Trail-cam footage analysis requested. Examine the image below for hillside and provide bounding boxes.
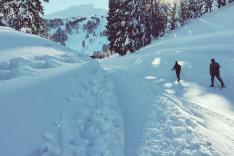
[43,15,108,56]
[44,4,107,19]
[101,4,234,156]
[0,27,123,156]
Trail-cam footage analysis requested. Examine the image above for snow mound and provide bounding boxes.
[0,27,124,156]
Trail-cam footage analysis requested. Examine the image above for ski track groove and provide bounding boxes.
[137,80,222,156]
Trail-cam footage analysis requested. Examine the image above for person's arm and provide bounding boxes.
[172,65,175,71]
[210,64,212,75]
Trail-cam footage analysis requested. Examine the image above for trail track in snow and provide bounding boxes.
[100,5,234,152]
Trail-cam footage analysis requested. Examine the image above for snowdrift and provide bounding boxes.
[0,27,123,156]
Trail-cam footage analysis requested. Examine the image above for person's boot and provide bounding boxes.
[210,84,214,87]
[221,83,225,88]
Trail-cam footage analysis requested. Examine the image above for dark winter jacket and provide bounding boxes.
[172,63,181,73]
[210,62,220,75]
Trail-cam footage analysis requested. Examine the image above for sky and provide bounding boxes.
[43,0,108,14]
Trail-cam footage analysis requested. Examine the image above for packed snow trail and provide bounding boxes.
[101,4,234,156]
[0,27,124,156]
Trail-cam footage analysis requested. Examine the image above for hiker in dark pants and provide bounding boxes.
[210,58,225,88]
[172,61,181,82]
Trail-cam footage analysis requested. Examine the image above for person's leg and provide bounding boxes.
[216,74,224,87]
[176,71,180,81]
[211,75,214,87]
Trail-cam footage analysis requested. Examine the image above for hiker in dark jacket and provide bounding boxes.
[172,61,182,82]
[210,58,224,87]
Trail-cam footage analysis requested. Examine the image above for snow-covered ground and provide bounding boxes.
[1,3,234,156]
[100,4,234,156]
[0,27,123,156]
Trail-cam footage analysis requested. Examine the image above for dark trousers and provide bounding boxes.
[176,71,180,81]
[211,73,224,86]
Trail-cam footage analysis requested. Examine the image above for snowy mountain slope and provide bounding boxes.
[44,16,108,56]
[0,27,123,156]
[44,4,107,19]
[101,4,234,156]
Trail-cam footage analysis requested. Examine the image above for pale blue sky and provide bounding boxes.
[43,0,108,14]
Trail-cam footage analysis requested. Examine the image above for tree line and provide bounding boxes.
[107,0,234,56]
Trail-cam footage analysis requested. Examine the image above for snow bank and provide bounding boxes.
[0,27,124,156]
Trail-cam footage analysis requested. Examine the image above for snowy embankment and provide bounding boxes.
[0,27,123,156]
[101,4,234,156]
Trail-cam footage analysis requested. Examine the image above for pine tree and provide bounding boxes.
[107,0,123,54]
[179,0,190,25]
[168,1,179,31]
[125,0,151,53]
[65,23,72,34]
[0,0,49,34]
[204,0,214,12]
[107,0,151,55]
[217,0,226,8]
[144,0,168,38]
[188,0,204,18]
[0,1,5,26]
[107,0,128,55]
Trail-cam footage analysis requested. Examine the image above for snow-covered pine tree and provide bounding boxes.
[168,1,179,31]
[145,0,168,38]
[179,0,190,25]
[107,0,151,55]
[107,0,127,55]
[82,40,86,48]
[217,0,226,8]
[204,0,214,12]
[153,1,168,37]
[0,0,49,34]
[125,0,151,53]
[0,0,14,26]
[0,1,5,26]
[188,0,205,18]
[52,27,68,45]
[65,23,72,34]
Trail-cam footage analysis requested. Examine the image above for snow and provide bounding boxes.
[65,16,108,55]
[100,4,234,156]
[48,16,108,55]
[0,27,123,156]
[1,3,234,156]
[44,4,107,19]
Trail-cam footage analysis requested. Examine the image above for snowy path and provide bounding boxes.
[106,72,154,156]
[101,56,234,155]
[31,65,124,156]
[100,5,234,153]
[0,27,124,156]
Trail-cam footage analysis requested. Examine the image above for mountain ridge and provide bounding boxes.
[44,4,107,19]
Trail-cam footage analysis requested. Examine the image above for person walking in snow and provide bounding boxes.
[210,58,225,88]
[172,61,181,82]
